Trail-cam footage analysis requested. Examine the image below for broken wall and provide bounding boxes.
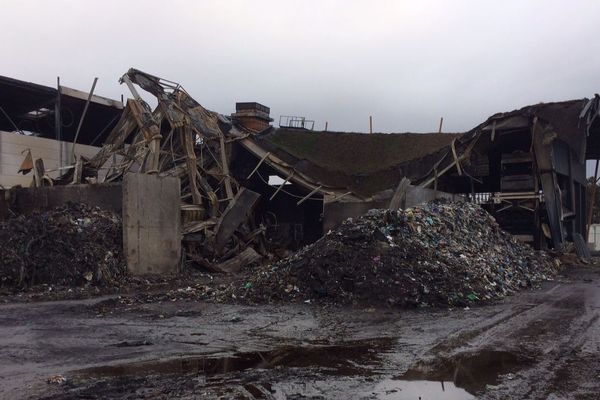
[0,130,99,188]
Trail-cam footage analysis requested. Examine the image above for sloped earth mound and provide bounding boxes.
[0,203,125,289]
[230,200,560,307]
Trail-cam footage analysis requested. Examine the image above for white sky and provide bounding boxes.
[3,0,600,172]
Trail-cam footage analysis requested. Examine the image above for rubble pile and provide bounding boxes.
[53,69,267,272]
[231,201,559,307]
[0,203,125,289]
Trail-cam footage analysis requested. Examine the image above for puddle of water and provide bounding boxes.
[69,343,531,399]
[75,337,393,380]
[370,379,475,400]
[399,349,533,395]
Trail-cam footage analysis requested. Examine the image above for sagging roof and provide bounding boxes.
[246,128,460,198]
[264,128,460,175]
[243,98,599,199]
[0,75,123,146]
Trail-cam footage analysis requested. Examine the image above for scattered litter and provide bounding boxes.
[47,375,66,385]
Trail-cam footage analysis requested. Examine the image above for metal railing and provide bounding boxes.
[466,191,544,205]
[279,116,315,130]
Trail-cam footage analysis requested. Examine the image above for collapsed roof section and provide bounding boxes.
[245,129,461,198]
[404,98,600,251]
[413,99,594,191]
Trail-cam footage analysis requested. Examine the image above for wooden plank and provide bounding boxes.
[421,157,457,188]
[33,159,45,187]
[215,247,261,274]
[533,122,564,249]
[420,132,481,188]
[587,159,599,240]
[214,188,261,253]
[88,101,139,170]
[389,177,411,211]
[219,134,234,200]
[71,157,83,184]
[186,253,225,273]
[128,99,161,173]
[246,152,270,179]
[180,126,202,204]
[297,185,322,205]
[71,77,98,162]
[324,191,352,203]
[182,219,217,235]
[269,172,294,201]
[450,138,463,176]
[573,233,591,260]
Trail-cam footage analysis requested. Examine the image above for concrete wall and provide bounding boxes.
[323,186,456,232]
[0,183,122,219]
[0,130,100,188]
[1,172,182,277]
[123,173,181,275]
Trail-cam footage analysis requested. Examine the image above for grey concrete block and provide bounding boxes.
[123,173,181,275]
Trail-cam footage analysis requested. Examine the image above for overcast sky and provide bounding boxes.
[3,0,600,137]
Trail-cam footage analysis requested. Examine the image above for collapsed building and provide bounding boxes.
[0,75,123,186]
[1,69,599,275]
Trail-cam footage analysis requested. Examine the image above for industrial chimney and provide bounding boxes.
[231,102,273,132]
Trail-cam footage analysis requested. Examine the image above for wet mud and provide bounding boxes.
[1,267,599,399]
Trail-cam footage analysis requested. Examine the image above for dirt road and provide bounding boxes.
[1,266,599,399]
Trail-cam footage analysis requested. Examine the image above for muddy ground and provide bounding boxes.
[1,266,599,400]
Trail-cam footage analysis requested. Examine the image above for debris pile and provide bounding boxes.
[0,203,125,289]
[52,69,266,272]
[229,201,559,307]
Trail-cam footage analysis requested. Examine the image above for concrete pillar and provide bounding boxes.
[123,173,181,275]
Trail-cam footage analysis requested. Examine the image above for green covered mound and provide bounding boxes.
[266,129,460,175]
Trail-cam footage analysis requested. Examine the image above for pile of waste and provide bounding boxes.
[0,203,125,289]
[229,201,559,307]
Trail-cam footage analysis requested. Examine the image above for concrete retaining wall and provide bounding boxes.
[122,173,181,275]
[0,183,122,219]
